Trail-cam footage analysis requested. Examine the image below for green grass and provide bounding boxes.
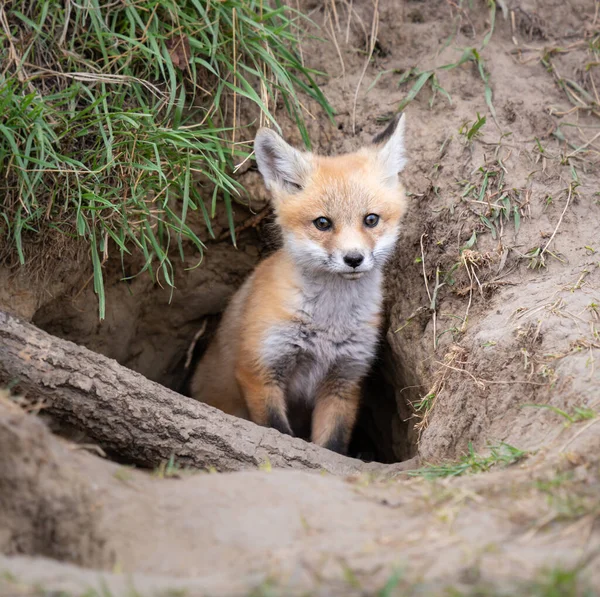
[392,1,498,116]
[440,566,596,597]
[409,442,528,479]
[368,562,597,597]
[459,163,523,240]
[378,569,403,597]
[523,403,597,426]
[153,454,202,478]
[460,112,486,144]
[413,392,436,414]
[528,566,598,597]
[0,0,333,318]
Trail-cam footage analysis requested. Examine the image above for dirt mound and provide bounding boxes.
[1,0,600,594]
[0,396,110,568]
[1,400,599,596]
[374,0,600,462]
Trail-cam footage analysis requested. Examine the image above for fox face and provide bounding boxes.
[254,115,407,280]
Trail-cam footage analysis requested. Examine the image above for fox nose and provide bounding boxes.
[343,252,364,268]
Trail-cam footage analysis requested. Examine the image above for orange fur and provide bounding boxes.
[191,116,407,454]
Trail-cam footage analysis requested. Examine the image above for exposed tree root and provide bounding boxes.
[0,311,415,476]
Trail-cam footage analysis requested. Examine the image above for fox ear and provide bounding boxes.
[372,113,406,186]
[254,128,313,194]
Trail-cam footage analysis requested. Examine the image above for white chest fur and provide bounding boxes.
[261,269,383,402]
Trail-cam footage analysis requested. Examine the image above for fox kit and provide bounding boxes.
[191,114,407,454]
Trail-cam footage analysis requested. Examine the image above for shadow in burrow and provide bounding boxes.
[169,309,419,465]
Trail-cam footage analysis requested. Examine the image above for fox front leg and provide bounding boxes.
[236,365,294,436]
[312,377,361,455]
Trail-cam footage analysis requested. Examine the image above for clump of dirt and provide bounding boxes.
[0,395,110,568]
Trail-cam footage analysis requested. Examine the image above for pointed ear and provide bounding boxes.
[372,113,407,186]
[254,128,313,193]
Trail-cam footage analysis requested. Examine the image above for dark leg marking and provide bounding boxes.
[267,405,294,437]
[321,419,350,455]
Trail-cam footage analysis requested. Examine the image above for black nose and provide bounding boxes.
[343,252,364,268]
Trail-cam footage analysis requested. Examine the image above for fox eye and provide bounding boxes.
[364,213,380,228]
[286,180,303,192]
[313,217,332,231]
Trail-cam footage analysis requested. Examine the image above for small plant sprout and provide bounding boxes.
[459,113,487,144]
[154,455,185,478]
[414,393,436,414]
[460,165,524,240]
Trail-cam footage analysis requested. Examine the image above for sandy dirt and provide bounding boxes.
[1,0,600,594]
[1,396,599,596]
[1,397,599,596]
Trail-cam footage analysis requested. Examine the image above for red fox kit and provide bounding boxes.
[191,115,407,454]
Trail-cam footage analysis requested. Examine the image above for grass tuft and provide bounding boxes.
[523,403,597,426]
[409,441,528,479]
[0,0,332,317]
[393,2,498,116]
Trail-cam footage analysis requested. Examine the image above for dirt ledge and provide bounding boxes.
[1,396,599,596]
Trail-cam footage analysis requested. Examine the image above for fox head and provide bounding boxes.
[254,115,407,280]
